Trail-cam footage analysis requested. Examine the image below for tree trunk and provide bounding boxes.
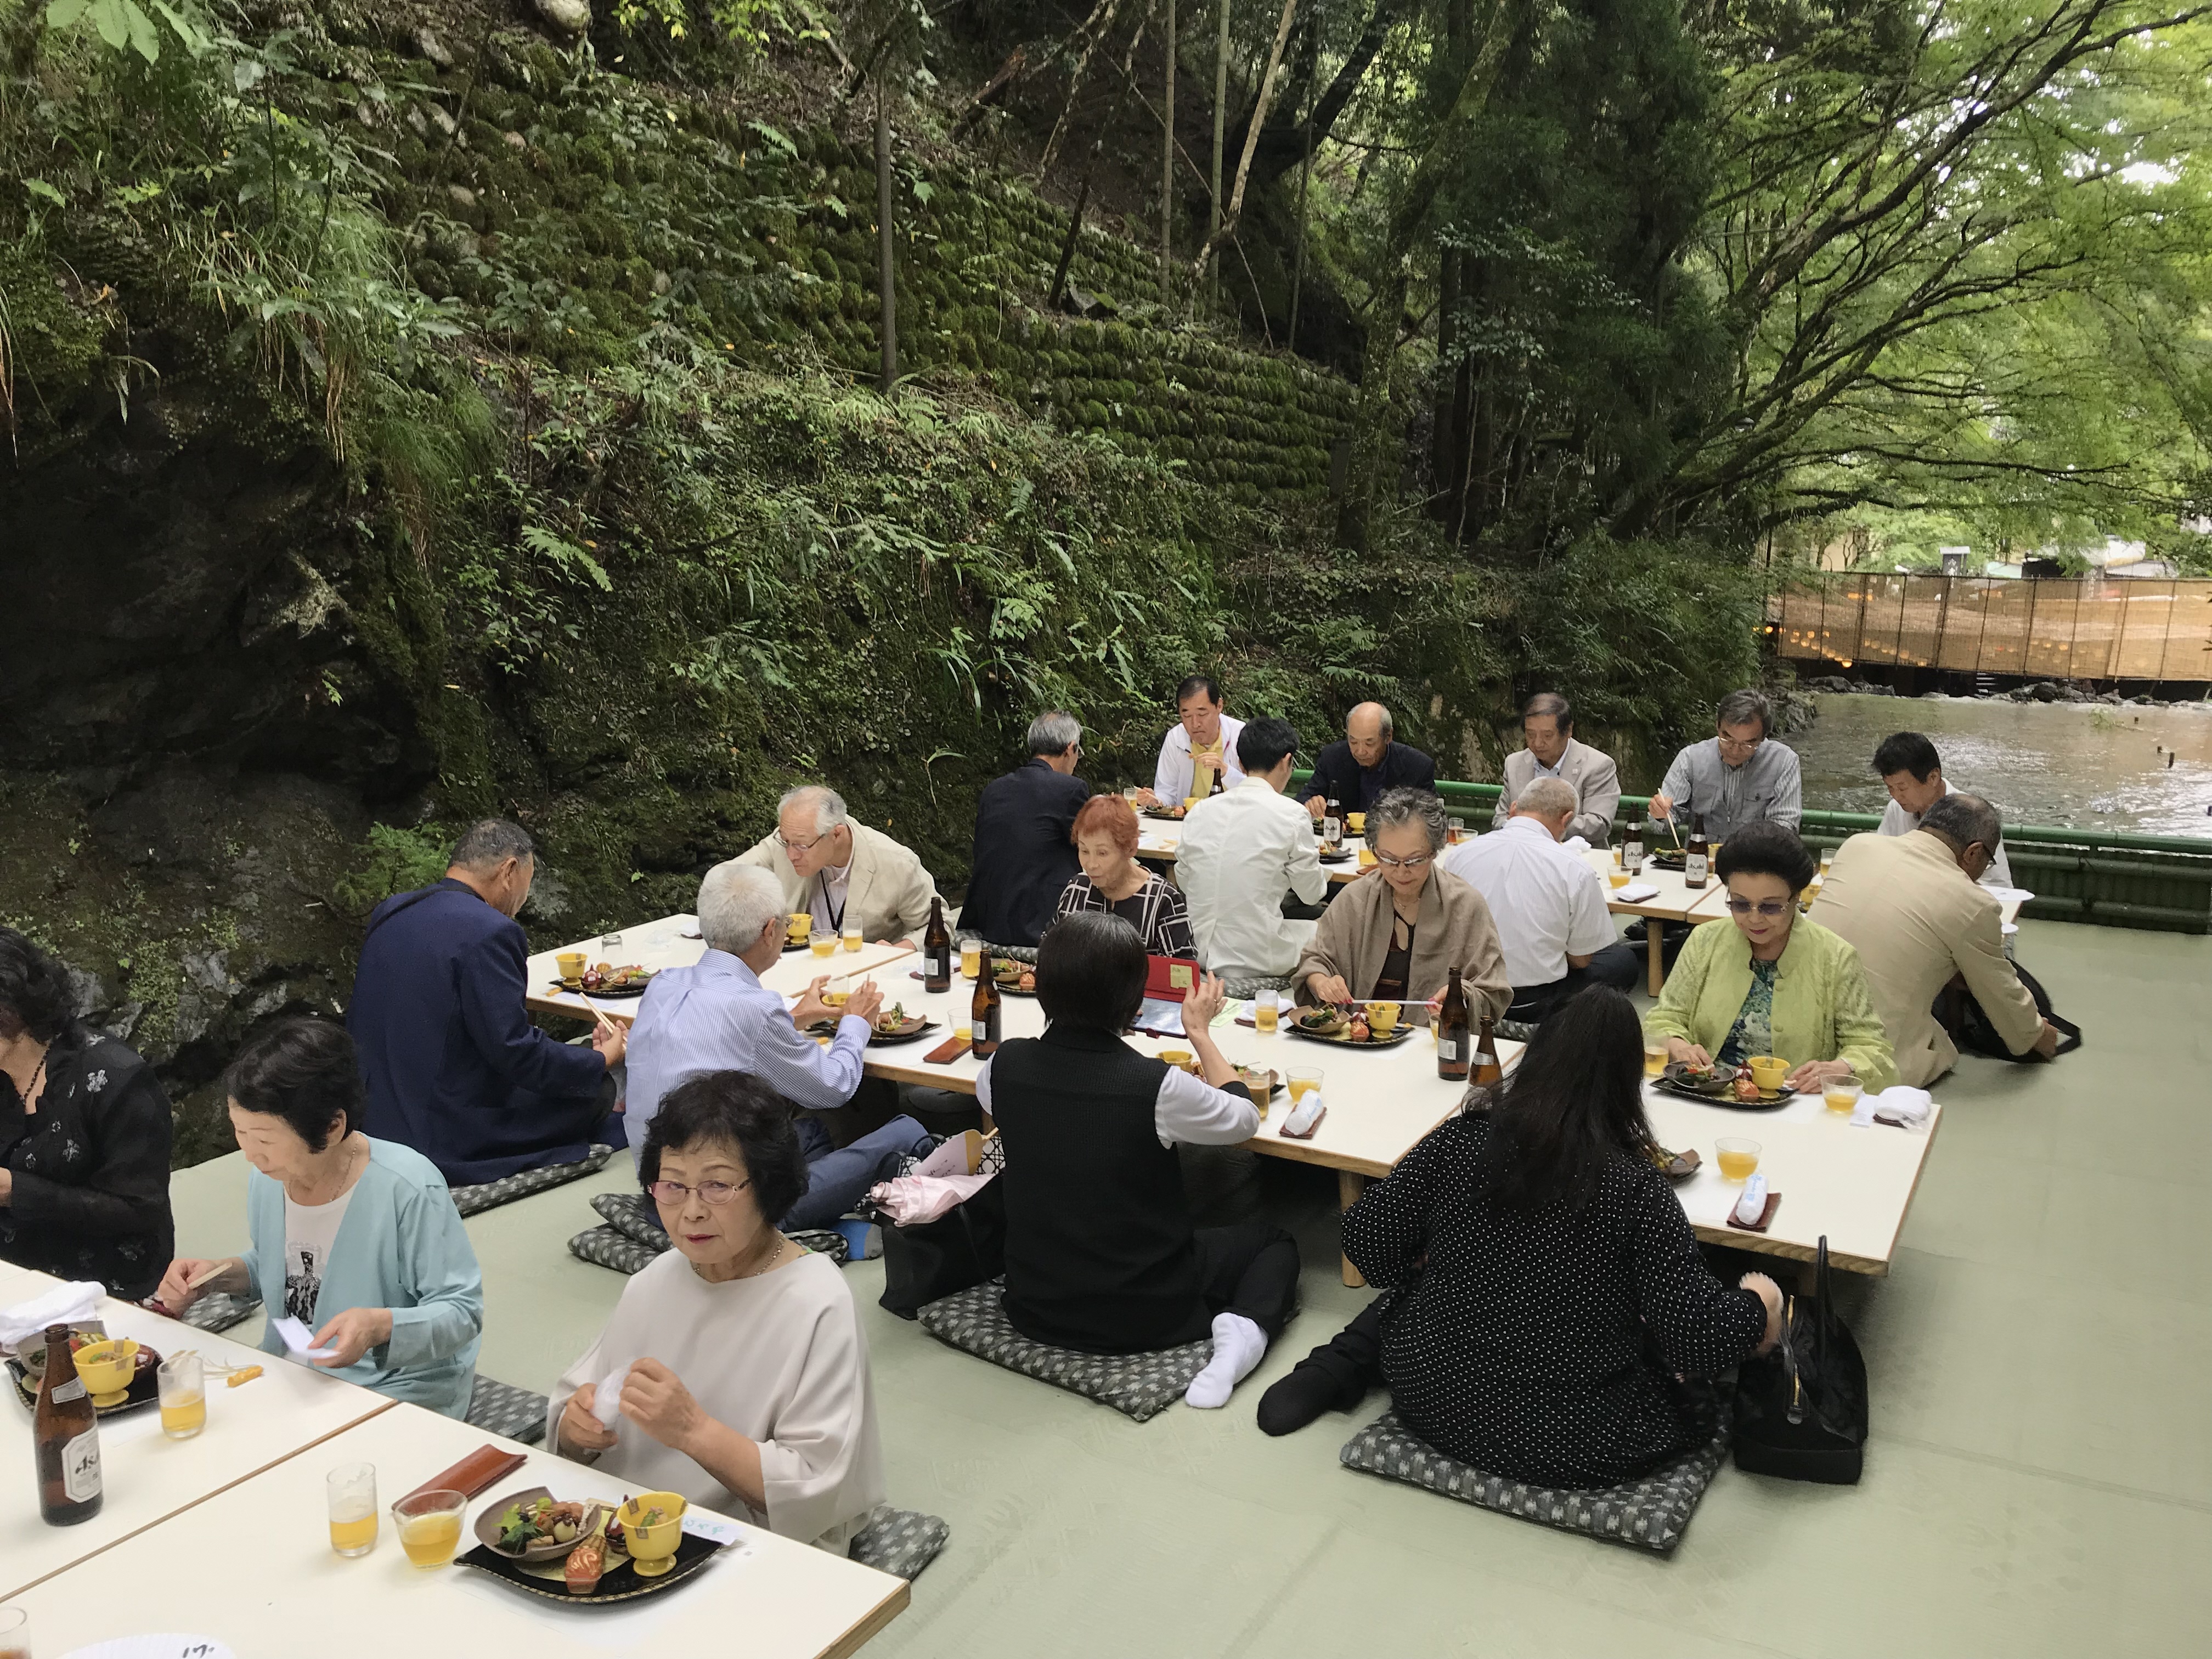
[1183,0,1297,292]
[1287,75,1313,351]
[1430,245,1459,512]
[1160,0,1176,305]
[1208,0,1231,306]
[876,80,898,395]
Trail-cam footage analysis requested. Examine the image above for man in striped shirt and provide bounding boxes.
[1648,689,1802,843]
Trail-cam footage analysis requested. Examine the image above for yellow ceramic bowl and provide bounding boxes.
[1346,812,1366,833]
[555,951,587,979]
[1157,1048,1195,1071]
[74,1337,140,1404]
[618,1491,688,1578]
[787,912,813,941]
[1365,1001,1402,1034]
[1746,1056,1790,1091]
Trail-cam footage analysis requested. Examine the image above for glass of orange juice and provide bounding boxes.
[392,1489,467,1569]
[1287,1066,1323,1103]
[1643,1043,1667,1078]
[327,1462,379,1557]
[810,930,837,960]
[1824,1076,1864,1115]
[1609,867,1633,890]
[1716,1138,1761,1181]
[157,1351,205,1440]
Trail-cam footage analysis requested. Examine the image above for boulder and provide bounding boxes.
[2029,681,2062,702]
[535,0,591,36]
[1804,675,1853,695]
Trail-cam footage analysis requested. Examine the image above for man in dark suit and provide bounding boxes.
[960,711,1091,947]
[1301,702,1437,818]
[347,819,623,1184]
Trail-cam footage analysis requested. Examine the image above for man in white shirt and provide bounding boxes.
[731,785,944,945]
[1441,777,1639,1022]
[1139,675,1247,807]
[1872,731,2014,890]
[1175,717,1328,986]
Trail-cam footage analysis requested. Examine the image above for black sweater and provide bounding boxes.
[1344,1111,1765,1487]
[1,1028,175,1299]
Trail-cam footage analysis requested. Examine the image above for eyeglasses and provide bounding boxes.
[775,830,833,854]
[1373,851,1433,870]
[1724,898,1793,918]
[1716,734,1765,756]
[646,1178,752,1207]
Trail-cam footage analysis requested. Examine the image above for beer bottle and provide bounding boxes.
[1435,968,1470,1082]
[1322,795,1342,847]
[970,970,1002,1057]
[1684,813,1710,890]
[922,897,951,993]
[1471,1014,1504,1089]
[1623,818,1645,876]
[36,1323,101,1526]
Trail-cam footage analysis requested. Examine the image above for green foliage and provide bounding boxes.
[332,822,453,915]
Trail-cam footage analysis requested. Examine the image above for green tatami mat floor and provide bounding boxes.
[167,918,2212,1657]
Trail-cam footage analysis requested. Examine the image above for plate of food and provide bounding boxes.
[556,962,657,997]
[1232,1064,1280,1096]
[1645,849,1689,872]
[1655,1060,1796,1109]
[1140,804,1188,822]
[458,1502,723,1606]
[8,1328,161,1417]
[1648,1143,1702,1182]
[867,1005,938,1045]
[991,958,1039,996]
[1286,1007,1417,1048]
[1317,849,1354,865]
[477,1487,612,1562]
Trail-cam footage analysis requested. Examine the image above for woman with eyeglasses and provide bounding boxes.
[156,1018,483,1416]
[549,1071,885,1553]
[1294,789,1511,1024]
[1645,822,1896,1092]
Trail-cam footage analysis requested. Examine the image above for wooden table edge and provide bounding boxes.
[819,1576,913,1659]
[0,1394,399,1601]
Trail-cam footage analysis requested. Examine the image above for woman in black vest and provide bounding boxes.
[979,912,1300,1410]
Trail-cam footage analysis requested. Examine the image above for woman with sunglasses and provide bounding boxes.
[1645,822,1896,1093]
[1294,789,1511,1024]
[550,1070,886,1553]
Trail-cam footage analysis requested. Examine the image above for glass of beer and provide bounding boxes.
[1448,817,1466,844]
[0,1606,28,1659]
[1715,1138,1761,1182]
[1824,1075,1864,1115]
[810,929,837,960]
[1255,998,1279,1034]
[327,1462,379,1558]
[1609,867,1633,890]
[392,1489,467,1569]
[1287,1066,1323,1104]
[157,1351,205,1440]
[958,934,984,979]
[842,923,864,952]
[1643,1043,1668,1077]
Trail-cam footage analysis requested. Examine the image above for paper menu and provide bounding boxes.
[267,1316,338,1360]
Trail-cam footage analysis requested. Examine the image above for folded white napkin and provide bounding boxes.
[1614,882,1660,904]
[1731,1173,1769,1226]
[1563,836,1592,853]
[1873,1086,1933,1126]
[592,1359,634,1443]
[0,1280,103,1350]
[269,1315,339,1361]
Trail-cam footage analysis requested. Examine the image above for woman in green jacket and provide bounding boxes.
[1646,823,1897,1094]
[156,1018,483,1418]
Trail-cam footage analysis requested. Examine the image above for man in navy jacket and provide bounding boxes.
[960,712,1091,947]
[347,819,623,1184]
[1301,702,1437,819]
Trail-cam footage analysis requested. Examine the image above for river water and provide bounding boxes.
[1779,693,2212,841]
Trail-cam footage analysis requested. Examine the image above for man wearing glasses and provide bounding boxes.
[625,862,935,1234]
[1647,689,1802,842]
[732,783,944,947]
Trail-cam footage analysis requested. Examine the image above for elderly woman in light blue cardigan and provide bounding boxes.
[156,1018,483,1418]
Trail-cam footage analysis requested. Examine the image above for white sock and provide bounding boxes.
[1185,1313,1269,1409]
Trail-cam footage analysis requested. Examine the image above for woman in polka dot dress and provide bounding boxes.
[1258,988,1784,1488]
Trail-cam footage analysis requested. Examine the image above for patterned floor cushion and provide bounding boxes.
[592,1189,670,1246]
[1223,975,1294,1002]
[177,1292,261,1335]
[915,1279,1211,1422]
[450,1144,616,1217]
[1338,1411,1730,1555]
[467,1375,550,1445]
[849,1505,951,1581]
[568,1220,851,1276]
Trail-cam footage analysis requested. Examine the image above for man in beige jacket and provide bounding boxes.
[1491,692,1622,846]
[730,785,943,946]
[1810,794,2058,1087]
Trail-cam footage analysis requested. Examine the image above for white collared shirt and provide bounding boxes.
[1154,715,1248,805]
[808,857,855,935]
[1877,784,2014,890]
[1173,775,1328,981]
[1438,815,1617,988]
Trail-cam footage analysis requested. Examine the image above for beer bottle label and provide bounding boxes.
[972,1020,989,1045]
[1685,853,1708,883]
[63,1427,101,1503]
[51,1376,87,1404]
[1437,1036,1460,1062]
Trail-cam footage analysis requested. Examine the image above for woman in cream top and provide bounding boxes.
[550,1072,885,1553]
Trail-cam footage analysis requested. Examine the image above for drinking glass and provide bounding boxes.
[1715,1138,1762,1182]
[327,1462,379,1558]
[392,1489,467,1570]
[1643,1043,1667,1078]
[1448,817,1466,844]
[157,1351,205,1440]
[1286,1066,1323,1104]
[1609,868,1633,889]
[1122,785,1142,805]
[958,935,984,980]
[1824,1076,1865,1115]
[600,928,623,951]
[0,1605,27,1659]
[1254,998,1279,1034]
[842,923,864,952]
[810,929,837,960]
[1819,847,1835,873]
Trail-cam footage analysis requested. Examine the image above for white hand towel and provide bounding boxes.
[1615,882,1661,904]
[1873,1086,1933,1126]
[0,1280,103,1350]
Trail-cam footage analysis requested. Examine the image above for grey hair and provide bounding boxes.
[1523,691,1572,730]
[1716,689,1773,736]
[1921,791,2003,855]
[777,785,849,836]
[1026,710,1082,757]
[1372,787,1449,854]
[450,818,534,870]
[1515,776,1579,820]
[697,861,789,953]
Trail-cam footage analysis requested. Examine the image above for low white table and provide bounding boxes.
[1578,848,1734,995]
[10,1401,909,1659]
[523,913,915,1024]
[0,1270,394,1599]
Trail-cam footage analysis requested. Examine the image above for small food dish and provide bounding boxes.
[477,1487,611,1562]
[73,1338,142,1407]
[868,1005,937,1045]
[617,1492,687,1578]
[1656,1060,1796,1110]
[562,963,655,997]
[1649,1144,1702,1182]
[1288,1010,1416,1049]
[9,1329,162,1417]
[991,958,1039,996]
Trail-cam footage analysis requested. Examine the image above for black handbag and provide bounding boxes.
[1732,1237,1868,1484]
[873,1176,1007,1320]
[1955,962,2081,1060]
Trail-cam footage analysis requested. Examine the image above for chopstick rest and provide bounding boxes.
[921,1033,974,1065]
[402,1443,527,1505]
